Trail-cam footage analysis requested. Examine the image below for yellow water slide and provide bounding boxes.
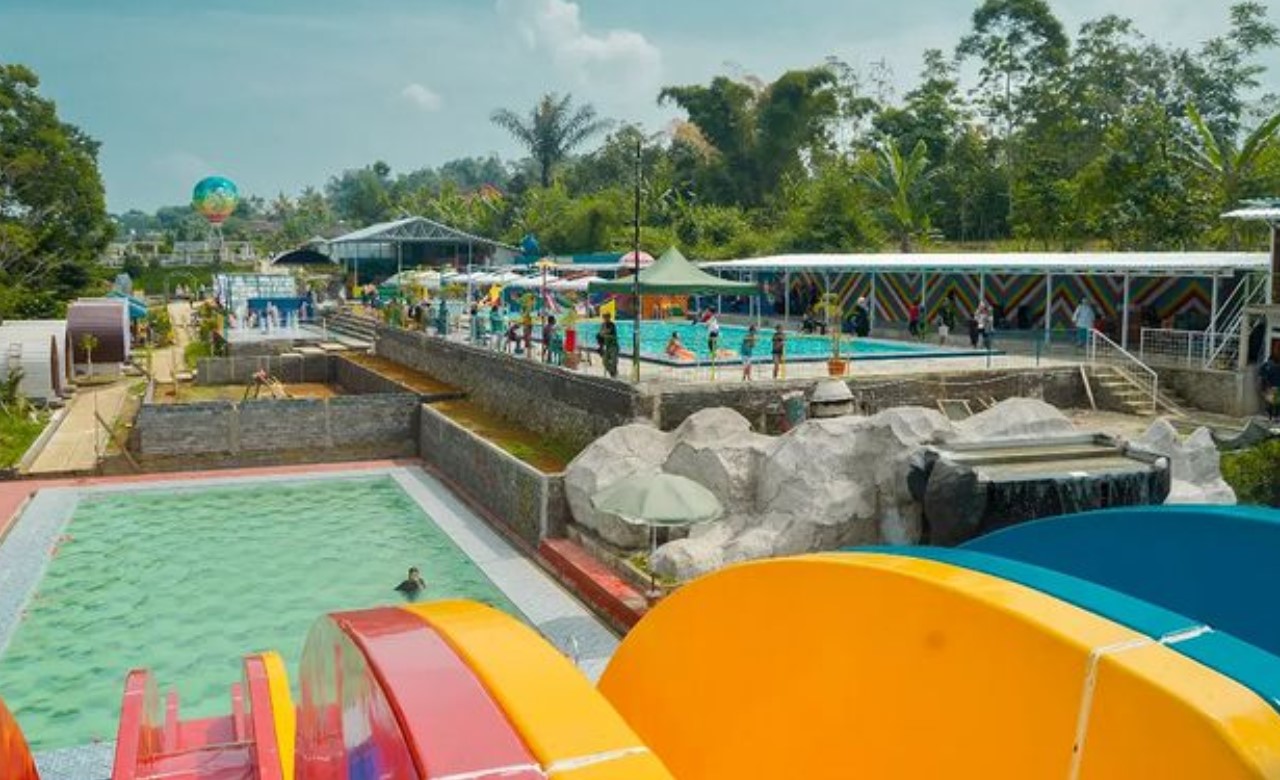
[599,553,1280,779]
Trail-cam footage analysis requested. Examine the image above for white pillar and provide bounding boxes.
[869,272,878,330]
[979,271,986,303]
[1209,272,1220,356]
[784,270,791,325]
[1044,272,1053,343]
[1121,273,1131,350]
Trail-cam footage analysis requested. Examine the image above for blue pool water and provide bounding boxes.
[574,321,958,363]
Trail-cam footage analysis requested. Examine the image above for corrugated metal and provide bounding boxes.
[701,252,1270,276]
[67,299,130,365]
[0,320,69,385]
[0,329,60,400]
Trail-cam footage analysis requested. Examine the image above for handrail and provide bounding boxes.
[1205,273,1266,369]
[1088,329,1159,414]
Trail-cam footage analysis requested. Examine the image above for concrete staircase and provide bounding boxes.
[1091,366,1192,418]
[321,311,377,349]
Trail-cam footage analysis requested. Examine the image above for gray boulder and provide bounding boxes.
[564,422,674,548]
[954,398,1076,441]
[1136,419,1236,505]
[663,408,773,517]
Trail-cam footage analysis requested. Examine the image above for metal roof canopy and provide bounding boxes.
[327,216,517,252]
[700,252,1270,277]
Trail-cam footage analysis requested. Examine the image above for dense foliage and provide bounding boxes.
[0,64,112,318]
[8,1,1280,312]
[1222,440,1280,506]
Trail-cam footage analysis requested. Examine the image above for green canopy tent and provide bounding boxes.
[587,246,758,295]
[589,246,759,380]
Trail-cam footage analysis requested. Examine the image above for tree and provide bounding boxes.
[659,67,840,206]
[0,63,112,313]
[1178,103,1280,245]
[1171,2,1279,141]
[490,94,610,188]
[326,162,394,225]
[860,139,936,252]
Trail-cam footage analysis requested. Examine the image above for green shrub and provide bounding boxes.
[1221,440,1280,508]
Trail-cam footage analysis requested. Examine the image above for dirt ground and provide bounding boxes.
[342,353,461,395]
[1063,408,1164,439]
[151,382,342,404]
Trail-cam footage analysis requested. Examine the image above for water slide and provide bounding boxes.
[962,505,1280,656]
[599,553,1280,778]
[111,652,290,780]
[7,519,1280,778]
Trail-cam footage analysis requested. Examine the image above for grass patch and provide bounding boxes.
[0,409,51,468]
[431,400,584,472]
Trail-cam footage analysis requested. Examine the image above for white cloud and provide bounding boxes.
[401,83,443,112]
[495,0,662,91]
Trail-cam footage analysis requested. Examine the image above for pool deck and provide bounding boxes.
[2,461,622,780]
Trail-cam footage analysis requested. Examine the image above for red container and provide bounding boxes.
[565,329,577,353]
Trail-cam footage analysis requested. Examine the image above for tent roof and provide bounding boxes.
[589,247,758,295]
[327,216,517,251]
[700,251,1270,277]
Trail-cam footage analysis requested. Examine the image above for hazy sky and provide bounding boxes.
[2,0,1277,212]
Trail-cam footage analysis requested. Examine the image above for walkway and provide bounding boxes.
[149,301,192,384]
[24,382,130,476]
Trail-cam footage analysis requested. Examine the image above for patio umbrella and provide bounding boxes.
[591,472,724,591]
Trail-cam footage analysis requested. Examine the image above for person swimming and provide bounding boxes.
[394,567,426,600]
[665,331,694,361]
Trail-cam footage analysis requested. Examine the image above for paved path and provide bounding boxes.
[24,382,129,475]
[150,301,192,383]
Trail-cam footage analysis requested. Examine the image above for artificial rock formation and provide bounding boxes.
[563,398,1177,582]
[1135,418,1236,504]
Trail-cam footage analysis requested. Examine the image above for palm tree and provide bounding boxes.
[860,138,935,252]
[491,94,611,187]
[1178,104,1280,247]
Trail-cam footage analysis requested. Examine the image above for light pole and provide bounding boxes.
[631,138,642,383]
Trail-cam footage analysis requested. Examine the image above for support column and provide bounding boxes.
[1270,223,1278,305]
[784,270,791,325]
[869,272,878,330]
[1209,272,1220,356]
[1121,273,1131,350]
[1044,272,1053,343]
[979,271,986,304]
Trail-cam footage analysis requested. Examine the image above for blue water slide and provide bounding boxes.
[857,546,1280,714]
[960,505,1280,658]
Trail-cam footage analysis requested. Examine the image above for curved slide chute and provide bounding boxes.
[1,695,39,780]
[863,546,1280,717]
[402,601,672,779]
[599,553,1280,779]
[962,505,1280,656]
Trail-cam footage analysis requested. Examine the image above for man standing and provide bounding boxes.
[598,312,620,378]
[1072,298,1097,348]
[1260,342,1280,422]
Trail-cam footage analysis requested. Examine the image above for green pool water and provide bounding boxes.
[0,476,519,751]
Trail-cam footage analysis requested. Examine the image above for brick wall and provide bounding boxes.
[654,367,1087,430]
[134,394,420,465]
[418,403,570,547]
[376,327,651,449]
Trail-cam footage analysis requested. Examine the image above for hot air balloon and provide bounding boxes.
[192,176,239,226]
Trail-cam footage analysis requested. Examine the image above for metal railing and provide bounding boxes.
[1204,273,1266,369]
[1089,329,1159,414]
[1139,327,1242,370]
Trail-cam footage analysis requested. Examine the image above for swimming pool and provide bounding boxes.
[573,321,982,364]
[0,471,613,751]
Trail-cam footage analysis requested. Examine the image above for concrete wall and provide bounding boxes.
[418,403,570,548]
[653,367,1087,431]
[197,354,331,385]
[1158,365,1257,416]
[377,327,650,449]
[133,394,420,465]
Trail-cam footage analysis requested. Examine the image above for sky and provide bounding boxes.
[1,0,1277,213]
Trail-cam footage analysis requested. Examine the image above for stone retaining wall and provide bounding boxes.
[197,354,331,385]
[1157,365,1258,416]
[133,394,419,465]
[418,403,570,548]
[653,367,1087,430]
[377,327,649,449]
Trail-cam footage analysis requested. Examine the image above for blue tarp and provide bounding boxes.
[107,290,148,320]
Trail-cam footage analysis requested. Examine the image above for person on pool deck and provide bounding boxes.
[665,331,693,361]
[706,309,721,355]
[741,324,758,381]
[598,312,620,378]
[395,567,426,600]
[772,323,786,379]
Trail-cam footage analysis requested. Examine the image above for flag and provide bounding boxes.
[600,298,617,319]
[488,284,501,304]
